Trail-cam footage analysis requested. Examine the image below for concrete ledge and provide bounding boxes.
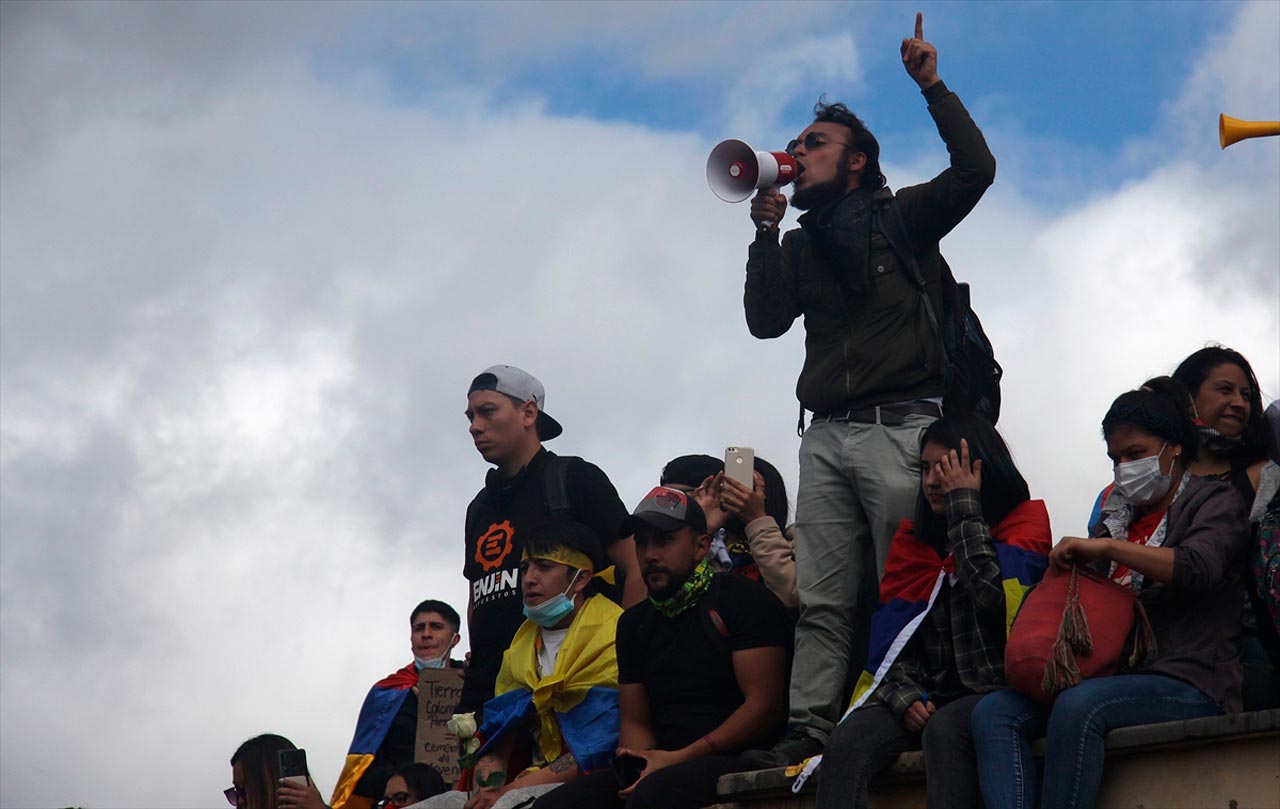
[1100,707,1280,751]
[712,709,1280,809]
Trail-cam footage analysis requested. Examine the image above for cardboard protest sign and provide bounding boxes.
[416,667,465,785]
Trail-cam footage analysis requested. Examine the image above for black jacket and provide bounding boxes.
[744,81,995,414]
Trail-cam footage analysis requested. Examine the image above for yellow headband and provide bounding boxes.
[521,546,617,585]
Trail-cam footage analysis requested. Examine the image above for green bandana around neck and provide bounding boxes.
[648,558,714,618]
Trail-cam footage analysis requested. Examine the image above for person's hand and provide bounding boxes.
[720,471,768,523]
[750,188,787,232]
[693,473,731,536]
[276,778,327,809]
[936,438,982,495]
[900,12,940,90]
[902,698,936,733]
[616,747,685,798]
[1049,537,1110,573]
[463,787,504,809]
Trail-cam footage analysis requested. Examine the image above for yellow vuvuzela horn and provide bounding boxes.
[1220,114,1280,149]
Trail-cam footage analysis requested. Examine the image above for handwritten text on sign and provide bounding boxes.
[416,667,464,785]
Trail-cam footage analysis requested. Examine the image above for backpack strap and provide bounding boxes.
[542,454,574,521]
[881,198,951,370]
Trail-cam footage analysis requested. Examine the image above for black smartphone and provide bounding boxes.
[611,753,646,788]
[277,748,309,786]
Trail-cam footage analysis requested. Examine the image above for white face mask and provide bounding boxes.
[1114,443,1173,505]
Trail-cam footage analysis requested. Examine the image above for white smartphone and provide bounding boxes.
[724,446,755,488]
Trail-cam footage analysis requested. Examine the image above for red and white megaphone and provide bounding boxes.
[706,139,799,203]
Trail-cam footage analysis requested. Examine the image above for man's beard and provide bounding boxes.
[645,563,693,601]
[791,159,852,211]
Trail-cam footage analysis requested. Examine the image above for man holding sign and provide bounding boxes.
[741,14,997,767]
[330,600,464,809]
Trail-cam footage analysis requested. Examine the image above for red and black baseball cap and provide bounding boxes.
[619,486,708,537]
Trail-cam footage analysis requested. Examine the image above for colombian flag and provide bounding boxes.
[845,497,1053,715]
[330,663,419,809]
[473,593,621,776]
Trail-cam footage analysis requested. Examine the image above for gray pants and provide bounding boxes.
[788,413,935,741]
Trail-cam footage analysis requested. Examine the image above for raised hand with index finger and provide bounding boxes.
[900,12,940,90]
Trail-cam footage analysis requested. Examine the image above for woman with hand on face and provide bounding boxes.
[812,414,1051,809]
[970,377,1251,809]
[227,734,327,809]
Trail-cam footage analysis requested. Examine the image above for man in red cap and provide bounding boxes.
[532,486,791,809]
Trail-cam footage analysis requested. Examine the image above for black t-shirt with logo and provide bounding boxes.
[460,448,628,713]
[616,573,792,751]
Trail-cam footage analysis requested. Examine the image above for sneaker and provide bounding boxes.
[739,729,825,769]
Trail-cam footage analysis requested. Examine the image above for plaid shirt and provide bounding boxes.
[873,488,1010,718]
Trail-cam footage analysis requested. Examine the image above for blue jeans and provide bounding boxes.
[970,676,1222,809]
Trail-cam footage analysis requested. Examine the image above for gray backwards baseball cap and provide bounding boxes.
[619,486,708,537]
[468,365,563,440]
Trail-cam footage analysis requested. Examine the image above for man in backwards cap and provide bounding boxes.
[532,487,791,809]
[460,365,642,717]
[423,521,621,809]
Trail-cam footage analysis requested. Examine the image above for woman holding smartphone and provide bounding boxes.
[227,734,327,809]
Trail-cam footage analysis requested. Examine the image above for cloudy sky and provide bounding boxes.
[1,2,1277,807]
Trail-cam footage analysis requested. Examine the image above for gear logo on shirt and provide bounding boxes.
[475,520,515,572]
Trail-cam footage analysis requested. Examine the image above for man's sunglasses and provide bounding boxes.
[785,132,854,156]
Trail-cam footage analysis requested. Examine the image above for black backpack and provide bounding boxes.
[885,200,1003,424]
[464,455,574,545]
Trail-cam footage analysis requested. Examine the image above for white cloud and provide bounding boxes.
[724,33,861,138]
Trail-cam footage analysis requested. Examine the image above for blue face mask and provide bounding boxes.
[522,570,581,628]
[413,634,458,670]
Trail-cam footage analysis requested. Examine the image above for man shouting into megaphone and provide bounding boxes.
[740,13,997,774]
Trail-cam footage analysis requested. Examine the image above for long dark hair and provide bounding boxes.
[1172,346,1269,469]
[754,456,790,528]
[230,733,297,809]
[1101,376,1199,460]
[913,414,1031,547]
